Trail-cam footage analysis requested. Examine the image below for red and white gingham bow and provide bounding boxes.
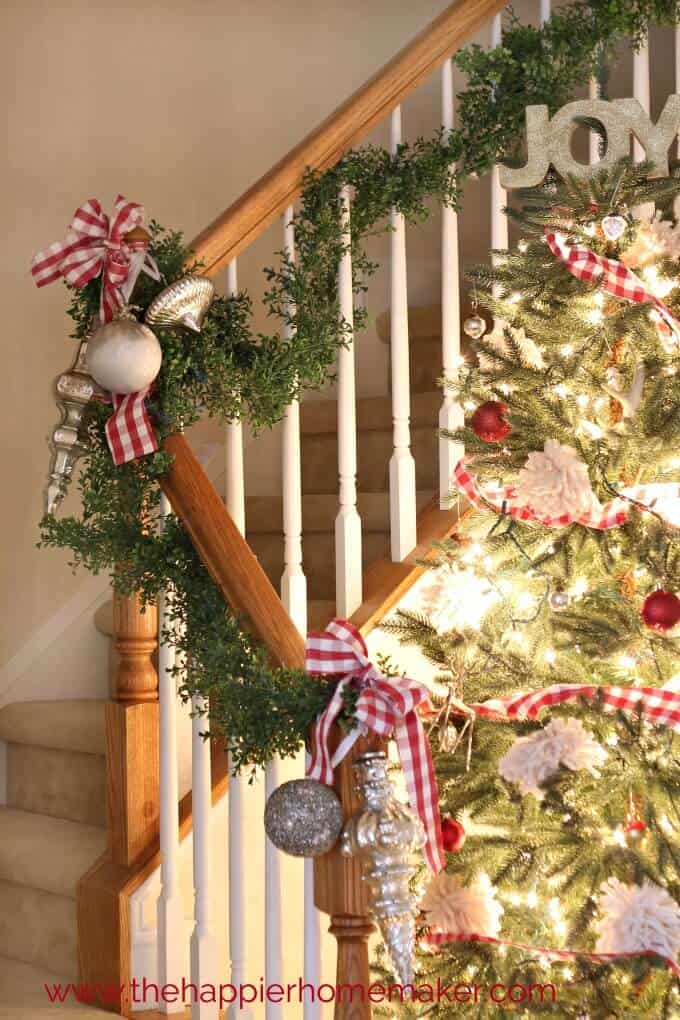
[105,391,158,465]
[31,196,158,323]
[454,459,680,531]
[306,618,445,873]
[545,229,680,341]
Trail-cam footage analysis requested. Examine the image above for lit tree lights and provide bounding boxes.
[379,162,680,1018]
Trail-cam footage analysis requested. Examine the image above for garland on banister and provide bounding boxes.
[39,0,680,772]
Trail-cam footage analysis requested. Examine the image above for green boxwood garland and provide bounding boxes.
[40,0,680,773]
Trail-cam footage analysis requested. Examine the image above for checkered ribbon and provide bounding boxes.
[423,931,680,977]
[464,682,680,732]
[454,459,680,531]
[105,390,158,465]
[31,196,158,322]
[306,618,445,873]
[545,229,680,341]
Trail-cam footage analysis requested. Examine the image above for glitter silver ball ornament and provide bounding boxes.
[264,778,343,857]
[549,590,570,612]
[601,214,627,241]
[463,313,487,340]
[88,310,162,394]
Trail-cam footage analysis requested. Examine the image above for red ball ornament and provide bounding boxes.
[470,401,511,443]
[441,816,466,853]
[641,590,680,632]
[623,818,647,846]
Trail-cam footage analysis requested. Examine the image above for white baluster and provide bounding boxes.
[156,493,184,1014]
[676,26,680,158]
[190,695,218,1020]
[439,59,463,510]
[388,106,417,560]
[280,207,308,635]
[589,77,600,165]
[491,14,509,265]
[539,0,550,24]
[225,261,245,535]
[633,32,650,163]
[223,265,253,1019]
[335,185,363,616]
[264,760,283,1020]
[303,757,321,1020]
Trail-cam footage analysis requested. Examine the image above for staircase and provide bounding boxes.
[0,701,120,1017]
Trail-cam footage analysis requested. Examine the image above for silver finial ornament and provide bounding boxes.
[264,778,344,857]
[145,275,215,332]
[340,751,425,985]
[45,339,103,515]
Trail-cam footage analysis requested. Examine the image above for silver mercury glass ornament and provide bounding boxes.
[463,313,486,340]
[549,589,570,612]
[145,275,215,332]
[340,751,425,985]
[45,339,103,515]
[601,214,627,242]
[264,778,343,857]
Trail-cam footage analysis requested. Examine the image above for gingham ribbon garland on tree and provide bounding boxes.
[31,196,161,466]
[306,618,446,873]
[453,459,680,530]
[545,229,680,341]
[423,931,680,977]
[463,681,680,731]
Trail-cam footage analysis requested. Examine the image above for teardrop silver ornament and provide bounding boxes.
[463,313,487,340]
[601,214,627,241]
[340,752,425,985]
[145,275,215,332]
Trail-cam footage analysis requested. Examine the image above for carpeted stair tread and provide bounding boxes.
[0,808,106,898]
[0,955,124,1016]
[0,700,105,756]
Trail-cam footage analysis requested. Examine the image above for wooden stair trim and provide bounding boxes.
[190,0,507,276]
[351,496,463,635]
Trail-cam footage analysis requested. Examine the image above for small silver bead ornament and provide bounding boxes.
[264,778,343,858]
[463,313,487,340]
[549,589,570,612]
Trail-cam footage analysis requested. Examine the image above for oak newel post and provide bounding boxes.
[107,591,160,866]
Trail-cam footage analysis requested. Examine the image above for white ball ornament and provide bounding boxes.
[87,311,162,394]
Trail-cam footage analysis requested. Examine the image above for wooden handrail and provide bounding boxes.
[190,0,506,276]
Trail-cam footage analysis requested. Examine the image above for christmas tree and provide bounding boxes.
[379,161,680,1018]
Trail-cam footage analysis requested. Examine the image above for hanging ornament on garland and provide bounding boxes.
[264,778,343,858]
[440,816,466,853]
[340,751,425,985]
[470,400,511,443]
[641,590,680,632]
[145,275,215,332]
[601,214,628,241]
[87,308,162,394]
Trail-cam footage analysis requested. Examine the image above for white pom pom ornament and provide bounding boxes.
[420,871,503,937]
[499,717,606,798]
[88,310,162,394]
[515,440,596,520]
[595,878,680,961]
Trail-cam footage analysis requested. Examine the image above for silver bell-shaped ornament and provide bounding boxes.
[87,309,162,394]
[145,275,215,332]
[463,313,486,340]
[340,751,425,985]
